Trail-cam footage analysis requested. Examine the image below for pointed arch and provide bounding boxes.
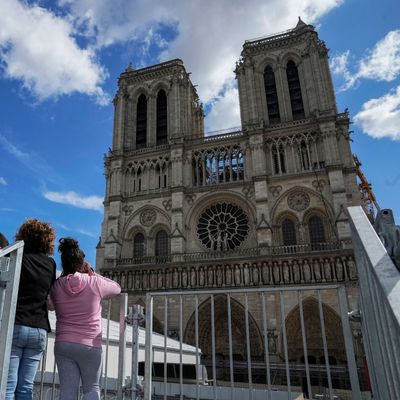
[184,295,264,361]
[286,60,305,120]
[136,94,147,148]
[156,89,168,145]
[264,65,280,123]
[285,297,346,364]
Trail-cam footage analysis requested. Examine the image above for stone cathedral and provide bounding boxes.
[97,20,364,389]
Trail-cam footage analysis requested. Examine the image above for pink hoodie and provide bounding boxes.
[49,272,121,347]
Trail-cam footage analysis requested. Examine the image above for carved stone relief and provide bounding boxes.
[140,209,156,226]
[287,192,310,211]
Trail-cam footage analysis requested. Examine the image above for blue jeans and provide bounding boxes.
[55,341,102,400]
[6,324,47,400]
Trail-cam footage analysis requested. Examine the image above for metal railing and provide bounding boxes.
[143,285,363,400]
[0,241,24,399]
[348,206,400,399]
[115,242,342,267]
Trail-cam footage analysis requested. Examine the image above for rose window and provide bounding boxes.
[197,203,249,251]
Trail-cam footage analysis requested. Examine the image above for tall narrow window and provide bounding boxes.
[155,230,169,261]
[156,90,168,145]
[133,233,145,259]
[308,216,325,246]
[264,66,280,123]
[300,141,310,170]
[286,61,305,120]
[282,219,297,245]
[136,94,147,148]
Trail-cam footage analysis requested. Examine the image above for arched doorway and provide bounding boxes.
[184,295,263,382]
[285,297,347,394]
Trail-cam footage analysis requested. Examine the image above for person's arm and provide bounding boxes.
[95,273,121,299]
[47,293,55,311]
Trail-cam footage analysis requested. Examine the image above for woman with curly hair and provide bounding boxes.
[6,219,56,400]
[49,237,120,400]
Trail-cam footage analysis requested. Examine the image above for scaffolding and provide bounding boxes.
[353,154,380,222]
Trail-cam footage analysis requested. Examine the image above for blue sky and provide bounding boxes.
[1,0,399,267]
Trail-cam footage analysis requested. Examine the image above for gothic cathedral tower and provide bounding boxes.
[97,20,362,375]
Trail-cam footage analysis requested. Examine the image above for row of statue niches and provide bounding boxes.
[106,256,358,290]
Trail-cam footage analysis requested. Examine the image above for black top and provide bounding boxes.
[15,252,56,332]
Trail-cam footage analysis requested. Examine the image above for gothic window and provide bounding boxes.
[156,90,168,145]
[282,219,296,246]
[299,141,310,170]
[197,203,249,251]
[308,215,325,245]
[264,66,280,123]
[286,61,305,120]
[155,230,169,259]
[136,94,147,149]
[272,144,286,174]
[133,233,145,258]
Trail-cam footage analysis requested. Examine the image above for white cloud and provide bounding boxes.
[0,177,7,186]
[59,0,343,128]
[43,190,103,211]
[205,86,241,132]
[331,30,400,90]
[354,86,400,140]
[0,0,108,104]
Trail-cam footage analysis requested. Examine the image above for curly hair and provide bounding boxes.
[58,237,88,275]
[0,232,9,249]
[15,219,55,255]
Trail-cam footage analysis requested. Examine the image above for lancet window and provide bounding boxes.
[133,233,146,259]
[267,133,325,175]
[156,90,168,145]
[125,157,169,196]
[264,65,280,123]
[155,230,169,259]
[286,61,305,120]
[136,94,147,149]
[308,215,326,246]
[272,144,286,174]
[192,145,245,186]
[282,219,297,246]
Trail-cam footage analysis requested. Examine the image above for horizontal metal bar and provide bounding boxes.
[145,284,343,297]
[0,241,24,257]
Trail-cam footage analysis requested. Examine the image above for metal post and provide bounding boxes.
[143,294,153,400]
[163,296,168,400]
[317,290,333,399]
[279,291,291,398]
[131,304,144,400]
[244,293,253,398]
[337,286,362,400]
[179,295,183,400]
[298,290,312,399]
[211,295,216,400]
[103,299,112,398]
[261,292,271,400]
[0,242,24,400]
[227,294,234,399]
[118,293,128,399]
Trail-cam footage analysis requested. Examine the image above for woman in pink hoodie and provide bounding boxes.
[49,238,121,400]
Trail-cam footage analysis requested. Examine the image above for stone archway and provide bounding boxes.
[285,297,346,364]
[184,295,264,360]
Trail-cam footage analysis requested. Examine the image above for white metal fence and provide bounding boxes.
[143,286,363,400]
[0,241,24,399]
[348,206,400,400]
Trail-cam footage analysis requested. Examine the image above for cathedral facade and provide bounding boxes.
[97,20,363,389]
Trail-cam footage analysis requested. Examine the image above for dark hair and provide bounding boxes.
[58,237,87,275]
[15,219,55,255]
[0,232,9,249]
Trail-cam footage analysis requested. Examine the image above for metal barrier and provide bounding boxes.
[143,285,362,400]
[348,206,400,400]
[0,241,24,399]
